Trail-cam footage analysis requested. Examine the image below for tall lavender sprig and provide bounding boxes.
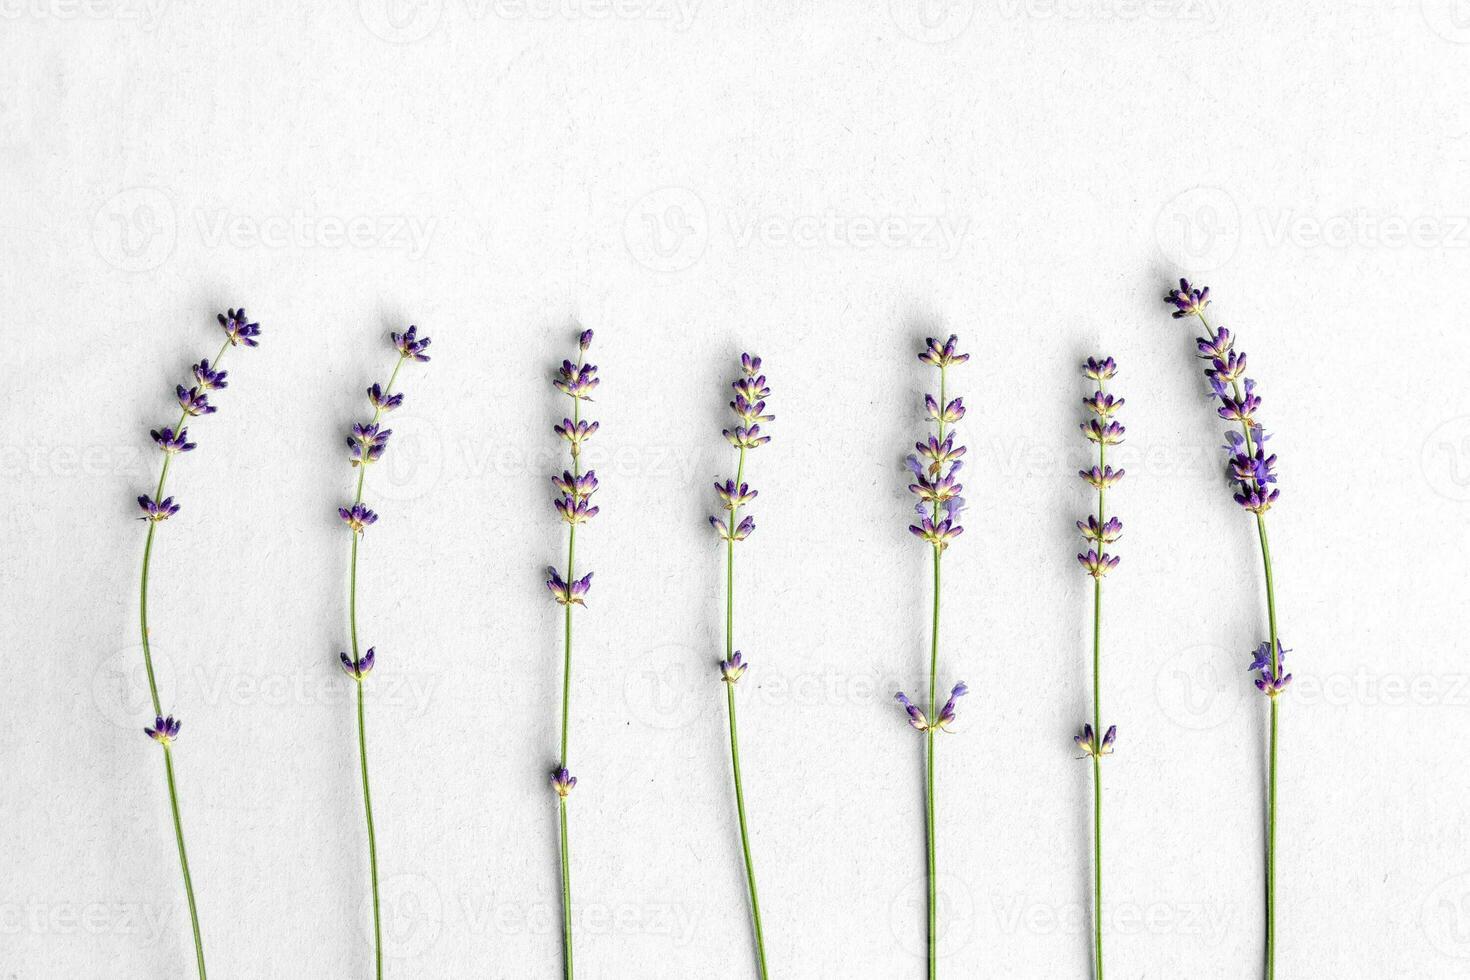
[896,334,970,979]
[1165,279,1288,978]
[711,352,773,977]
[340,324,431,980]
[549,328,599,979]
[134,307,261,979]
[1075,355,1123,980]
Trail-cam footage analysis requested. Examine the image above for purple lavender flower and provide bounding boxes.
[176,385,216,417]
[1248,640,1292,696]
[908,472,964,504]
[367,383,404,413]
[579,329,594,351]
[1077,549,1120,578]
[554,360,599,400]
[1074,723,1117,758]
[740,352,761,376]
[1083,391,1124,417]
[1076,515,1123,542]
[554,495,600,525]
[1230,449,1278,486]
[151,427,196,454]
[914,433,966,475]
[723,425,771,449]
[710,514,756,541]
[917,334,970,368]
[547,569,592,606]
[551,767,577,798]
[731,372,771,404]
[1164,278,1210,319]
[1084,357,1117,381]
[392,325,432,362]
[909,515,963,550]
[339,503,379,534]
[554,418,599,454]
[219,308,261,347]
[1196,326,1234,360]
[137,495,180,522]
[895,691,930,731]
[192,359,228,390]
[552,470,599,500]
[1079,465,1125,489]
[340,647,376,679]
[348,422,391,466]
[925,395,966,424]
[714,479,758,508]
[1081,418,1126,445]
[144,714,181,743]
[934,682,968,731]
[720,650,748,683]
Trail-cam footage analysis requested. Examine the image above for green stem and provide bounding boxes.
[926,547,940,980]
[356,682,381,980]
[136,336,231,980]
[163,747,206,979]
[347,352,407,980]
[559,800,573,979]
[723,444,768,977]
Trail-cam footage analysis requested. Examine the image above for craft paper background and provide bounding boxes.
[2,2,1467,977]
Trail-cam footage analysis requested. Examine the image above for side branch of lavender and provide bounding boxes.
[135,307,262,980]
[339,324,431,980]
[1075,356,1123,980]
[710,352,773,978]
[1165,280,1289,980]
[896,334,970,980]
[548,328,599,980]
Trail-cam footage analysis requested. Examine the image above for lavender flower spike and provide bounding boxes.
[133,306,263,979]
[1163,280,1292,974]
[337,322,432,979]
[1074,723,1117,758]
[144,714,181,744]
[546,568,593,606]
[551,767,577,798]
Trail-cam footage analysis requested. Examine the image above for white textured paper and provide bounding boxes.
[3,2,1468,977]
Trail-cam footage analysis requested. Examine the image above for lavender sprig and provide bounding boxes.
[1075,354,1123,980]
[710,352,773,978]
[549,328,599,980]
[895,333,970,980]
[134,306,261,979]
[339,324,431,980]
[1165,279,1288,978]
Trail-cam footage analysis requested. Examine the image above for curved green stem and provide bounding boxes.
[723,444,768,977]
[556,367,587,980]
[926,547,940,980]
[136,336,231,980]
